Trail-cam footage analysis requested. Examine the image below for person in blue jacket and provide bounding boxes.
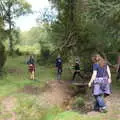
[56,55,62,81]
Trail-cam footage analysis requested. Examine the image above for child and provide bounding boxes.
[56,55,62,81]
[27,55,35,80]
[72,59,83,82]
[88,54,111,112]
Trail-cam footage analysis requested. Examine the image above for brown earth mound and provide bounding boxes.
[40,81,73,108]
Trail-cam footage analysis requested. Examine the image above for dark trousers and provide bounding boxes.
[72,71,83,81]
[57,68,62,80]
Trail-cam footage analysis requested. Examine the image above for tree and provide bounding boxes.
[0,0,32,55]
[48,0,120,65]
[36,8,57,25]
[0,17,7,71]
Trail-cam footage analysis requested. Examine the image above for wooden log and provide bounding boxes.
[72,82,88,87]
[72,82,88,94]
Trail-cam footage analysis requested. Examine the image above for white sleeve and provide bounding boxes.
[90,70,97,83]
[107,65,111,79]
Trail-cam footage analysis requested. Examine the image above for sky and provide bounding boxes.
[15,0,51,31]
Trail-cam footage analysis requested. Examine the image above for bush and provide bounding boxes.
[72,97,85,109]
[14,48,22,56]
[37,51,50,65]
[0,42,6,72]
[37,46,53,65]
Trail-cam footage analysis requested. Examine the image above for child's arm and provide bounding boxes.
[107,65,112,84]
[88,70,97,87]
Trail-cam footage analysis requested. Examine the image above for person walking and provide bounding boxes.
[88,54,112,112]
[27,55,35,80]
[56,55,62,81]
[72,59,84,82]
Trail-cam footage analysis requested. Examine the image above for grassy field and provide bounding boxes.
[0,56,120,120]
[0,56,55,97]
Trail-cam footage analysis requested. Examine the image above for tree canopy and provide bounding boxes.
[45,0,120,64]
[0,0,32,54]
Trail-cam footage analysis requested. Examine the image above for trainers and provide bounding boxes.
[99,108,108,113]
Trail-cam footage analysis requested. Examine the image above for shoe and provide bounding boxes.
[99,108,108,113]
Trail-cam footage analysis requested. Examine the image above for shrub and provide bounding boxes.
[14,48,22,56]
[37,46,51,65]
[72,96,85,109]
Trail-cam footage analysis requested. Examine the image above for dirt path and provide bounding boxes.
[1,97,16,120]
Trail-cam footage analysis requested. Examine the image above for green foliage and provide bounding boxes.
[19,27,41,46]
[15,44,40,55]
[47,0,120,65]
[0,17,7,72]
[72,97,85,108]
[0,0,32,54]
[36,8,57,24]
[17,26,55,56]
[37,46,51,65]
[14,48,22,56]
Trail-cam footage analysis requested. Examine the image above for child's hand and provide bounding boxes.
[88,81,92,88]
[108,78,112,84]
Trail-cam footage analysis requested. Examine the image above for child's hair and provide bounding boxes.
[91,53,98,63]
[91,53,106,67]
[96,54,106,67]
[91,55,96,63]
[30,55,34,59]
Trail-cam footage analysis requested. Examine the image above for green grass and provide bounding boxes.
[0,56,57,119]
[0,56,55,97]
[51,111,102,120]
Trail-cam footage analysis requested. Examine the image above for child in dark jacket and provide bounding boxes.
[72,60,83,81]
[56,55,62,80]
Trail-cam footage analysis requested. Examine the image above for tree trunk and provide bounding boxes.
[9,30,13,55]
[70,0,74,23]
[8,3,13,55]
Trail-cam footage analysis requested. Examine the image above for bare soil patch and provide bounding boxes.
[1,97,16,120]
[19,85,42,95]
[7,68,23,74]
